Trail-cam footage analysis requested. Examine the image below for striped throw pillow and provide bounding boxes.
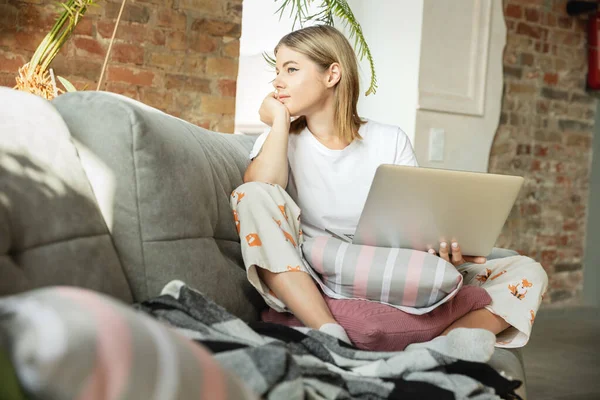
[0,287,257,400]
[302,236,463,314]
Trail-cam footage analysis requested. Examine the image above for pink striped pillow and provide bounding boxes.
[0,287,257,400]
[302,236,463,314]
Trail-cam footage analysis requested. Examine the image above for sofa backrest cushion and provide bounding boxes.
[0,88,132,302]
[52,91,265,321]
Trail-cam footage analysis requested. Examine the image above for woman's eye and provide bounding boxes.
[287,67,298,73]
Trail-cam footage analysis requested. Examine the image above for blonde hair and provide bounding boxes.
[274,25,365,143]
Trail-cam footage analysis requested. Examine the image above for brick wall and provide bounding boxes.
[490,0,597,305]
[0,0,241,132]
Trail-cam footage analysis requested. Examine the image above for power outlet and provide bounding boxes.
[429,128,445,162]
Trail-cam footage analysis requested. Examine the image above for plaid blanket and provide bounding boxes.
[135,280,522,400]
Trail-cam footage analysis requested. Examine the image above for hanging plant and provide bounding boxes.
[265,0,378,96]
[14,0,98,100]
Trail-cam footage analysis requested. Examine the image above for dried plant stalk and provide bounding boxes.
[14,63,61,100]
[14,0,97,98]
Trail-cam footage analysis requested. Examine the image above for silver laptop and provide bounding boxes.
[326,164,524,257]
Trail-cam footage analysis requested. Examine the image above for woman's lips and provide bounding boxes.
[278,95,290,99]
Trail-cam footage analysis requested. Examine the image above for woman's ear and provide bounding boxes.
[325,63,342,87]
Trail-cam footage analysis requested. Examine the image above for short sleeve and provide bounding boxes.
[394,128,419,167]
[248,129,269,160]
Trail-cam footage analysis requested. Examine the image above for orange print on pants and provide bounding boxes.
[490,270,507,280]
[245,233,262,247]
[272,218,297,247]
[508,278,533,300]
[278,205,287,219]
[231,191,245,205]
[233,210,240,234]
[286,265,302,272]
[475,268,492,283]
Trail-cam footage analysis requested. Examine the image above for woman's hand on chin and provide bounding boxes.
[259,91,291,127]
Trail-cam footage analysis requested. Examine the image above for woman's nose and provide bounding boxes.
[273,76,285,90]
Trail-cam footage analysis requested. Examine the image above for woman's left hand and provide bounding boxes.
[428,242,487,267]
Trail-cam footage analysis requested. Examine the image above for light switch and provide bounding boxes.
[429,128,445,162]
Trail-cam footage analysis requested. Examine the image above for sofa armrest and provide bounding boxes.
[0,87,132,302]
[52,91,264,321]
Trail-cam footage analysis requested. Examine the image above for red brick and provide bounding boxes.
[157,8,187,30]
[140,88,174,111]
[534,145,549,157]
[0,72,17,88]
[556,176,573,186]
[105,81,140,99]
[74,18,94,37]
[199,95,235,114]
[108,66,154,86]
[545,13,557,27]
[563,220,579,231]
[165,74,211,92]
[167,31,186,51]
[524,8,540,23]
[73,36,105,58]
[222,38,239,58]
[189,32,219,53]
[540,250,558,268]
[505,4,522,19]
[18,4,55,29]
[98,21,146,42]
[521,203,540,215]
[111,43,144,65]
[0,4,18,31]
[217,79,236,96]
[566,133,592,147]
[105,2,150,24]
[0,51,26,73]
[145,29,165,46]
[177,0,224,16]
[534,42,550,53]
[182,55,206,74]
[206,57,238,78]
[537,234,558,246]
[517,22,547,40]
[557,16,573,29]
[149,52,185,69]
[191,18,241,37]
[521,53,534,66]
[14,30,46,52]
[509,82,536,94]
[543,73,558,85]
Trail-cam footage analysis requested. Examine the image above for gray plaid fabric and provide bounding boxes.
[135,280,522,400]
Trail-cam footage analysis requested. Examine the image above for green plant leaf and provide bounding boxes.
[57,75,77,92]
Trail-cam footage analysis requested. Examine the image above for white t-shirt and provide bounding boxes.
[248,119,419,238]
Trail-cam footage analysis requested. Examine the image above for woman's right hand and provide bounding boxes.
[259,91,290,127]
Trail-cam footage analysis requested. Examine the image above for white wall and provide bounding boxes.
[414,0,506,172]
[346,0,423,145]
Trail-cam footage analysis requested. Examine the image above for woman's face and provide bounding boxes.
[272,45,332,117]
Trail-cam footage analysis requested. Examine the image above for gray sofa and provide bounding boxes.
[0,88,528,398]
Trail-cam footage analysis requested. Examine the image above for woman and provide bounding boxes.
[231,25,547,347]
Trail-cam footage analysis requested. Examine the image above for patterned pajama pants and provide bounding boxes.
[231,182,549,348]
